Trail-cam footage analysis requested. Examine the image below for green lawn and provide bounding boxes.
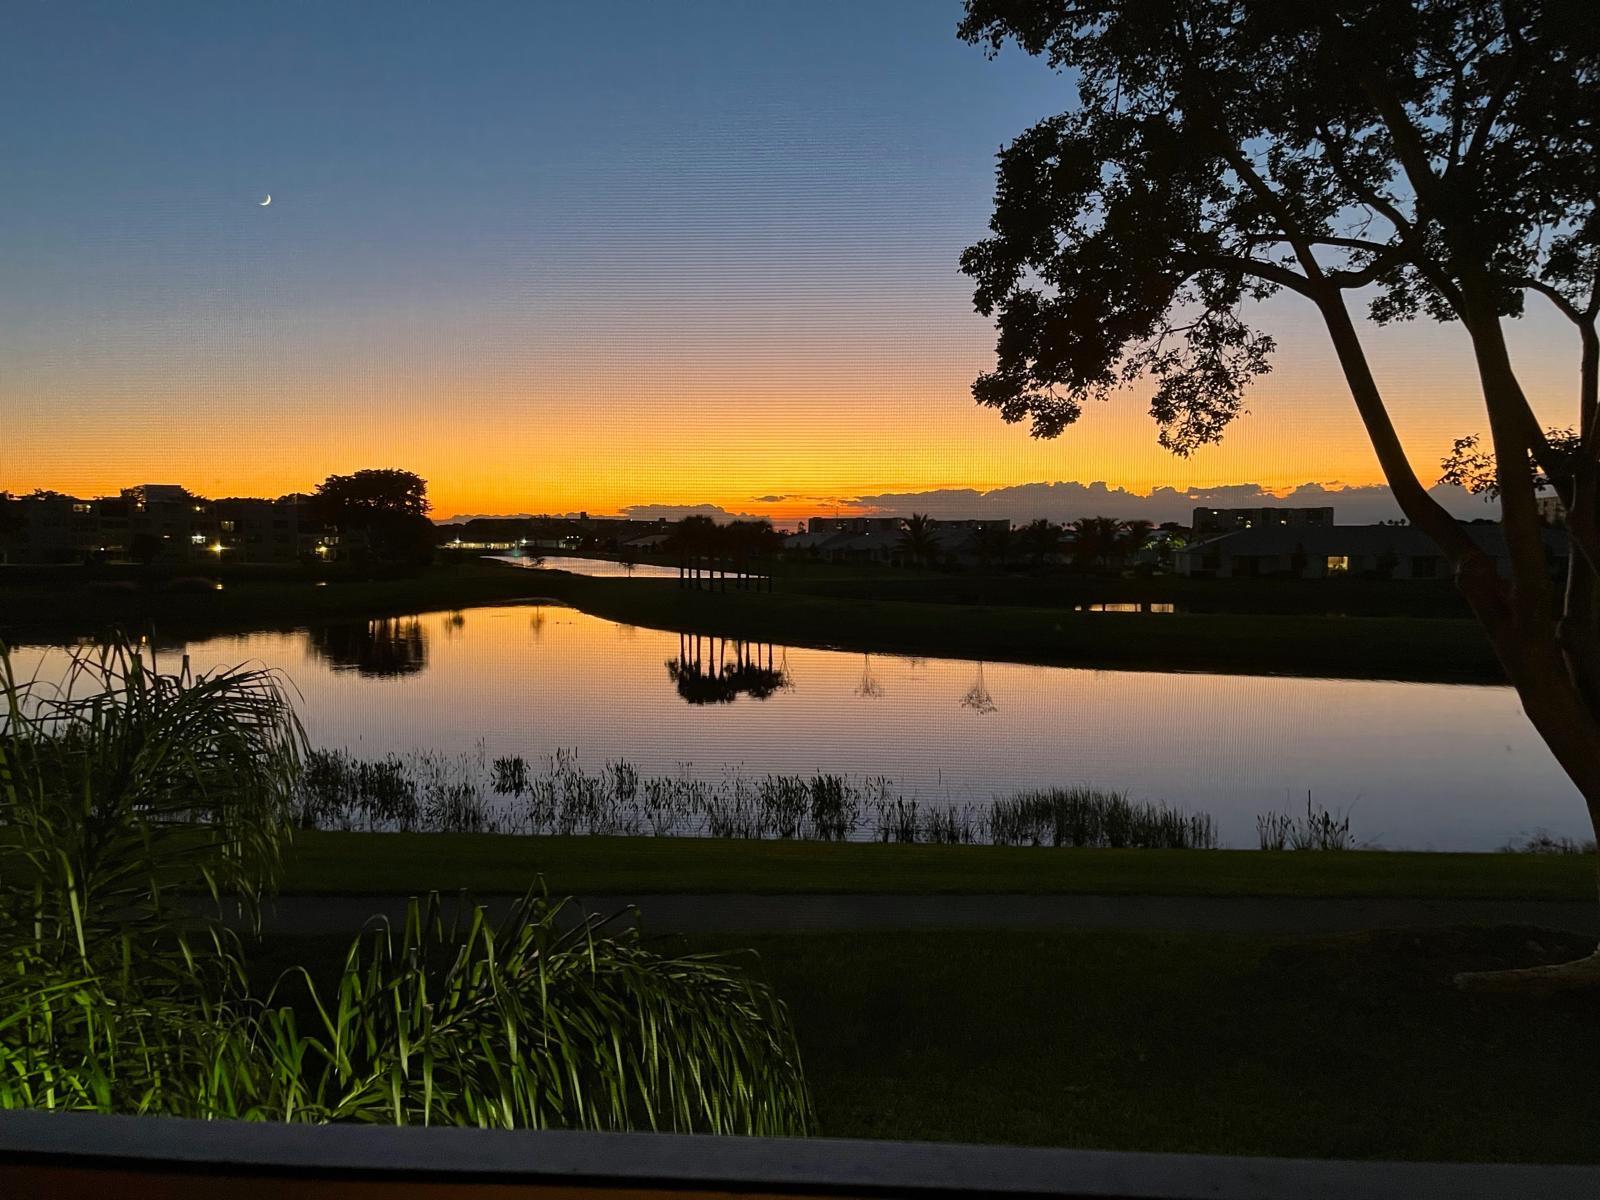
[249,923,1600,1161]
[713,926,1600,1160]
[281,831,1597,900]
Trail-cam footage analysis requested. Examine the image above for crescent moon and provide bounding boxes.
[259,194,272,206]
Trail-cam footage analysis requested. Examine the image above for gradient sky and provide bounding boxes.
[0,1,1584,521]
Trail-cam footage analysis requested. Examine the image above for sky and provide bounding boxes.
[0,0,1579,524]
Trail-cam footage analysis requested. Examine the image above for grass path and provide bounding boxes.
[281,832,1598,900]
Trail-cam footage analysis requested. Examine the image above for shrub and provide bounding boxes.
[0,643,812,1132]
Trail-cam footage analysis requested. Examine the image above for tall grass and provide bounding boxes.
[1256,794,1356,851]
[0,642,812,1130]
[296,749,1226,849]
[987,787,1219,850]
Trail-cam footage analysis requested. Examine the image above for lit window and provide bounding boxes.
[1326,555,1349,574]
[190,533,207,545]
[220,520,235,532]
[72,502,92,514]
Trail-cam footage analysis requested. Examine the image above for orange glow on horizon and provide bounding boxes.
[3,288,1581,523]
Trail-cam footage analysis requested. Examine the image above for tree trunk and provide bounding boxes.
[1307,287,1600,990]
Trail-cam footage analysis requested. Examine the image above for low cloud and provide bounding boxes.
[440,480,1501,529]
[846,480,1497,526]
[617,502,767,523]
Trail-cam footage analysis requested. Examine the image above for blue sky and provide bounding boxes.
[0,2,1569,520]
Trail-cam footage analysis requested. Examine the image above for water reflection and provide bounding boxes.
[1074,602,1177,614]
[855,654,886,700]
[306,617,428,678]
[665,634,790,705]
[7,604,1586,848]
[960,662,997,715]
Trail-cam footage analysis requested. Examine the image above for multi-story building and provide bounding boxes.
[0,485,332,564]
[1191,506,1335,535]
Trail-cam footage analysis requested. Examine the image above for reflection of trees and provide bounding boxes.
[960,661,997,715]
[855,654,885,700]
[665,634,790,705]
[306,617,428,678]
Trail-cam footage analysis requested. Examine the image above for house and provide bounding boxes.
[1173,523,1568,580]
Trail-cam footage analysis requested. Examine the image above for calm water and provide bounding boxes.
[9,603,1583,850]
[493,553,684,579]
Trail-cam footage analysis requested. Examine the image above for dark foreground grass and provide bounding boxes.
[717,925,1600,1161]
[281,831,1597,900]
[249,924,1600,1161]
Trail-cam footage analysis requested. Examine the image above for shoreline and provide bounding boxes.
[1,557,1507,684]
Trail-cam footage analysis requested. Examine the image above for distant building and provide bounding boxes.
[787,516,1011,565]
[804,516,904,537]
[1173,523,1567,580]
[0,484,331,564]
[1191,506,1335,535]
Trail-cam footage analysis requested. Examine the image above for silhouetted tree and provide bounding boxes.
[975,522,1012,570]
[898,513,938,567]
[960,1,1600,981]
[667,515,720,558]
[1116,519,1156,565]
[314,469,433,566]
[1067,517,1124,569]
[1017,518,1063,567]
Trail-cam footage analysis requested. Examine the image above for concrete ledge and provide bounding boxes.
[1,1110,1597,1199]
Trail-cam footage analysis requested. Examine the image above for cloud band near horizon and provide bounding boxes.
[440,480,1499,528]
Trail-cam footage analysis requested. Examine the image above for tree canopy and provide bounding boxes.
[958,2,1600,934]
[313,469,429,520]
[958,2,1597,553]
[313,469,432,565]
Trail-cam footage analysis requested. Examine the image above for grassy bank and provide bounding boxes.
[778,565,1479,618]
[280,832,1596,899]
[3,556,1504,682]
[250,923,1600,1161]
[0,559,547,641]
[551,573,1503,683]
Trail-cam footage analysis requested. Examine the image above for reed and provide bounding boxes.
[300,748,1231,850]
[987,787,1218,850]
[1256,793,1356,852]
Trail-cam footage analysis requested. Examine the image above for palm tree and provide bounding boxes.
[975,522,1012,571]
[1067,516,1124,569]
[1018,518,1063,568]
[1114,519,1155,566]
[897,512,938,568]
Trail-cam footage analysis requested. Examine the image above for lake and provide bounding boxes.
[7,603,1582,850]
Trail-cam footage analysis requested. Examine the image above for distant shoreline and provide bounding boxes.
[0,556,1504,685]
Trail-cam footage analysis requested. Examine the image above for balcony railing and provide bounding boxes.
[1,1110,1596,1199]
